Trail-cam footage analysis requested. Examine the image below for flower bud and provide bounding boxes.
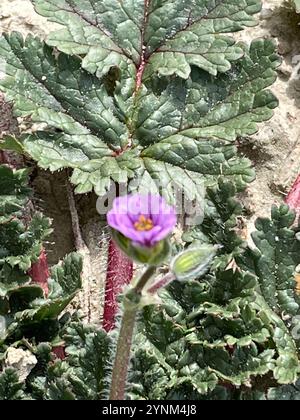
[171,244,218,282]
[107,194,176,265]
[111,229,171,265]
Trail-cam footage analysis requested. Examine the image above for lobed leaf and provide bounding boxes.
[0,368,26,400]
[0,34,279,198]
[47,322,112,400]
[247,205,300,316]
[31,0,262,80]
[0,165,31,224]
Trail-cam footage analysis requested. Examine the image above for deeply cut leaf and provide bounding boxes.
[47,322,112,400]
[0,368,26,400]
[0,166,31,224]
[16,253,82,324]
[246,205,300,316]
[0,214,52,274]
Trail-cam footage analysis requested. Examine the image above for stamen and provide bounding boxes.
[134,215,154,232]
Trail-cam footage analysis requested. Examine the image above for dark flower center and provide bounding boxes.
[134,215,154,232]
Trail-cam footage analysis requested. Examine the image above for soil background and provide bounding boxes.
[1,0,300,320]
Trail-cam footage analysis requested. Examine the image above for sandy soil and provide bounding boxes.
[236,0,300,235]
[1,0,300,319]
[0,0,57,35]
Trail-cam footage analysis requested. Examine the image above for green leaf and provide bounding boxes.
[131,258,300,398]
[0,166,84,400]
[0,33,128,150]
[184,179,246,269]
[268,380,300,400]
[0,368,26,400]
[142,40,279,144]
[8,285,44,313]
[0,165,31,223]
[32,0,262,79]
[47,322,112,400]
[47,375,76,400]
[248,205,300,316]
[254,294,300,384]
[0,214,51,274]
[0,33,278,198]
[49,252,83,299]
[0,136,25,155]
[16,253,82,323]
[130,269,263,398]
[0,264,30,298]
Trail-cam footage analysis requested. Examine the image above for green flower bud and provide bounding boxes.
[171,244,218,281]
[111,229,171,265]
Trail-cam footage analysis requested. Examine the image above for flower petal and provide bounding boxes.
[107,194,177,247]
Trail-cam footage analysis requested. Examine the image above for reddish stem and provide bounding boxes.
[0,150,24,168]
[103,239,133,332]
[285,174,300,223]
[134,0,150,92]
[28,248,50,297]
[135,58,147,93]
[0,150,8,164]
[52,346,66,360]
[147,273,176,295]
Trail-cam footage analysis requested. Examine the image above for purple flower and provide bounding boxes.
[107,194,177,248]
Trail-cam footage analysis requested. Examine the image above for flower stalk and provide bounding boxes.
[107,194,177,400]
[109,266,156,400]
[147,272,176,295]
[109,305,137,400]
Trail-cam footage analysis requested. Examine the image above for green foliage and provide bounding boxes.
[128,185,300,400]
[1,176,299,400]
[0,1,280,201]
[0,166,50,303]
[183,180,246,269]
[0,0,299,402]
[0,214,51,274]
[0,165,82,400]
[242,205,300,316]
[130,275,299,399]
[0,368,26,400]
[11,322,113,400]
[0,166,31,223]
[268,379,300,400]
[11,253,82,330]
[46,322,112,400]
[32,0,261,79]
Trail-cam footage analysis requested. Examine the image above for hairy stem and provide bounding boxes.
[103,240,133,332]
[0,150,8,164]
[28,248,50,296]
[134,265,157,293]
[147,272,176,295]
[109,266,156,400]
[109,306,137,400]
